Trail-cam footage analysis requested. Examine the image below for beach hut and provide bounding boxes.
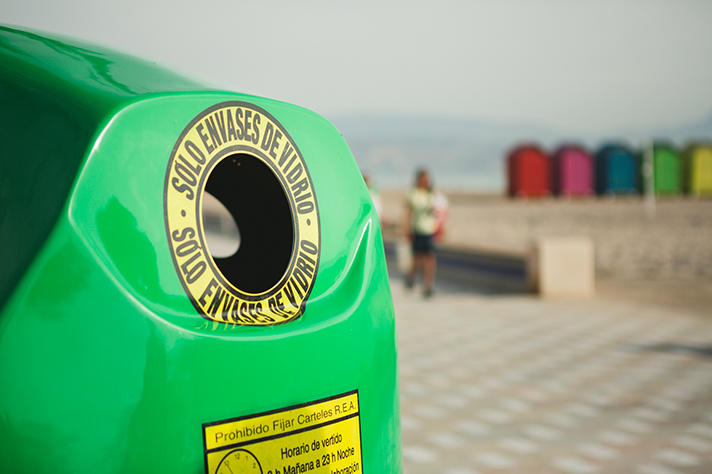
[507,145,551,198]
[552,145,594,196]
[594,144,639,195]
[652,143,682,195]
[681,143,712,196]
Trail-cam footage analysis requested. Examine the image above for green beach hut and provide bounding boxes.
[652,143,682,195]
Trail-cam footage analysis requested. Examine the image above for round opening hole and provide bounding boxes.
[202,153,293,294]
[202,191,241,258]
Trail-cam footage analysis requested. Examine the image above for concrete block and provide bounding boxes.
[529,237,595,298]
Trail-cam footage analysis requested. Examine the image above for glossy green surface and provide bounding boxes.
[0,27,401,473]
[0,25,207,308]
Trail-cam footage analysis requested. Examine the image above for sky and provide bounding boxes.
[3,0,712,135]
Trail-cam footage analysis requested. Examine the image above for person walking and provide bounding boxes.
[403,168,440,297]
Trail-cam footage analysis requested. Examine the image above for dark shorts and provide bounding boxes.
[412,233,435,254]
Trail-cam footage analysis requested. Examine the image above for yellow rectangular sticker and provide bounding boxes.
[203,391,362,474]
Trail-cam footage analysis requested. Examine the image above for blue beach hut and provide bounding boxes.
[595,144,639,195]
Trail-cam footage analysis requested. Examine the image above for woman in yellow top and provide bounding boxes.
[403,169,438,297]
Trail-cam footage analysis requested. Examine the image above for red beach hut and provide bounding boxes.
[552,145,594,196]
[507,145,551,197]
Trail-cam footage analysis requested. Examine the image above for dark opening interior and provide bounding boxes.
[204,153,293,293]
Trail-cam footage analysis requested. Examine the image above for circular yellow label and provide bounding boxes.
[164,101,320,326]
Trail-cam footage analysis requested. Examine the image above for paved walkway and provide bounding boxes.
[393,280,712,474]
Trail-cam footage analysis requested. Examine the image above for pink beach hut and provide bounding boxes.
[552,145,594,196]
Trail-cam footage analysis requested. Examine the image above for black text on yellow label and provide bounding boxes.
[203,391,362,474]
[164,101,320,326]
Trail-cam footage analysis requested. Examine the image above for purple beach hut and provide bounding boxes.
[552,145,594,196]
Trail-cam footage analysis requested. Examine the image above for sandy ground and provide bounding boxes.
[380,190,712,315]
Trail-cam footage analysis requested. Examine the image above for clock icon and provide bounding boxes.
[215,448,263,474]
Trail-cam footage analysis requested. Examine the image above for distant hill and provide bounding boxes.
[659,112,712,143]
[328,113,712,192]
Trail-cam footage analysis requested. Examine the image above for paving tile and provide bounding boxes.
[523,424,562,441]
[576,442,619,460]
[402,381,429,397]
[661,386,697,401]
[654,448,701,467]
[544,413,577,428]
[477,408,513,424]
[672,435,712,453]
[401,415,422,431]
[499,398,532,413]
[402,445,439,463]
[460,385,487,399]
[566,403,600,418]
[454,420,491,437]
[393,280,712,474]
[445,468,482,474]
[635,464,684,474]
[646,397,683,412]
[551,456,600,473]
[582,393,616,407]
[437,394,469,409]
[687,423,712,439]
[473,451,517,469]
[631,407,672,422]
[499,437,540,454]
[597,430,638,446]
[520,388,551,403]
[616,418,653,434]
[427,432,467,449]
[412,404,448,420]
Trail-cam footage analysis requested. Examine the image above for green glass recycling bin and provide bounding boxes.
[0,26,401,474]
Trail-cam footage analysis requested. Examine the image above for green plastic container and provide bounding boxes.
[0,26,401,474]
